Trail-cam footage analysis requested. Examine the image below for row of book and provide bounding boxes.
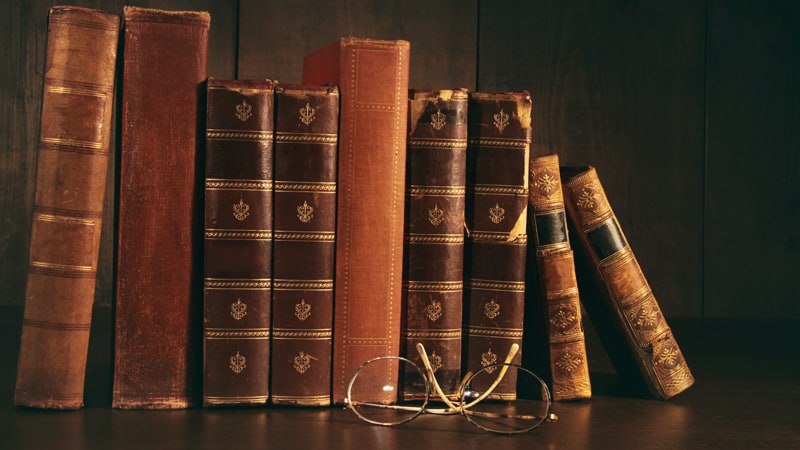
[14,5,694,410]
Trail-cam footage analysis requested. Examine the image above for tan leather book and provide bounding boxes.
[401,89,468,398]
[562,166,695,399]
[303,38,410,404]
[14,6,119,410]
[113,7,209,409]
[526,153,591,401]
[462,91,531,399]
[270,84,339,406]
[203,78,275,406]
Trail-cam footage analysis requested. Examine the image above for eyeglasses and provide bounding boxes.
[344,342,558,434]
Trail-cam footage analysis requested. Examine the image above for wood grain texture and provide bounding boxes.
[478,0,706,317]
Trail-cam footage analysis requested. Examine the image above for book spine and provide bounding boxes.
[562,166,695,399]
[303,38,410,404]
[462,91,531,399]
[113,6,209,409]
[14,6,119,410]
[203,78,275,406]
[527,153,591,400]
[401,89,468,398]
[270,84,339,407]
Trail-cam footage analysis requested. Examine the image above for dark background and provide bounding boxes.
[1,0,798,320]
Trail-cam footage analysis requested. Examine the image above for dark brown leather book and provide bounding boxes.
[525,153,591,401]
[203,78,275,406]
[561,165,695,399]
[113,6,209,409]
[14,6,119,410]
[303,38,410,404]
[462,91,531,399]
[401,89,468,398]
[270,84,339,407]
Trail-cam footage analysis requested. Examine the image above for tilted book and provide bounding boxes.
[561,165,695,399]
[525,153,591,401]
[401,89,468,398]
[303,37,410,404]
[14,6,120,410]
[113,7,209,409]
[203,78,275,406]
[271,84,339,407]
[462,91,531,399]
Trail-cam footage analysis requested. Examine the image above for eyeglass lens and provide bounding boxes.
[346,356,429,426]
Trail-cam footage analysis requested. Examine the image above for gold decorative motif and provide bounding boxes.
[297,201,314,223]
[425,297,443,322]
[428,204,445,226]
[229,351,247,374]
[655,342,681,370]
[534,169,560,198]
[235,99,252,122]
[299,102,315,125]
[630,304,661,331]
[295,299,312,321]
[576,185,600,211]
[554,350,583,374]
[429,351,443,373]
[550,305,578,334]
[493,108,510,133]
[293,351,317,374]
[230,299,247,320]
[489,203,505,224]
[483,299,500,319]
[430,107,447,131]
[233,198,250,221]
[481,348,498,373]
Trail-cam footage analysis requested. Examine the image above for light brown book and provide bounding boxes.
[562,165,694,399]
[462,91,531,399]
[401,89,468,398]
[113,6,210,409]
[526,153,591,401]
[303,37,410,404]
[203,78,275,406]
[14,6,120,410]
[271,84,339,406]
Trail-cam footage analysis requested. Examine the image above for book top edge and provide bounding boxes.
[123,6,210,25]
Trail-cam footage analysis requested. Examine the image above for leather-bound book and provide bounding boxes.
[525,153,591,401]
[14,6,119,410]
[203,78,275,406]
[271,84,339,407]
[303,38,410,404]
[113,7,209,409]
[462,91,531,399]
[561,166,695,399]
[401,89,468,398]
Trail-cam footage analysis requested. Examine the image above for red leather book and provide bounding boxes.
[562,165,695,399]
[113,6,209,409]
[303,38,410,404]
[462,91,531,399]
[203,78,275,406]
[14,6,119,410]
[401,89,468,398]
[525,153,591,401]
[271,84,339,406]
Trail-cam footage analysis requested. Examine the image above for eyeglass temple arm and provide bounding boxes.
[460,343,519,410]
[415,343,461,411]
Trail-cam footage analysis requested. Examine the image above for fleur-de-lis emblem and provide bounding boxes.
[576,185,600,211]
[425,297,442,322]
[428,204,445,226]
[229,351,247,374]
[481,348,498,373]
[233,198,250,221]
[493,108,509,133]
[489,203,505,224]
[295,299,311,321]
[293,351,317,374]
[299,102,315,125]
[429,351,443,373]
[297,201,314,223]
[230,299,247,321]
[534,170,560,198]
[483,299,500,319]
[236,99,252,122]
[430,107,447,131]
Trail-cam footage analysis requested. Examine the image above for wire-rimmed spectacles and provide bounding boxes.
[344,342,558,434]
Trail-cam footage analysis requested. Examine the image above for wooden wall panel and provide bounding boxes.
[705,0,800,318]
[478,0,707,317]
[237,0,478,89]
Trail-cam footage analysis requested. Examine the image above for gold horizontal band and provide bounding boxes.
[205,178,271,190]
[206,129,272,141]
[466,279,525,292]
[35,213,97,226]
[204,278,271,289]
[275,132,337,144]
[41,137,103,150]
